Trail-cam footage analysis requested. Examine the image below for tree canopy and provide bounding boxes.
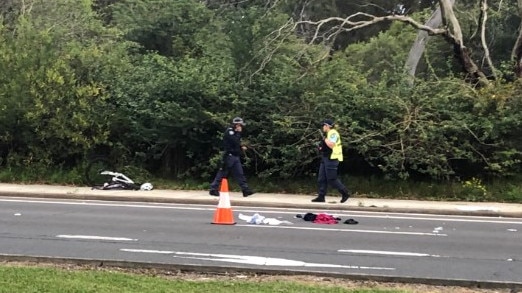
[0,0,521,183]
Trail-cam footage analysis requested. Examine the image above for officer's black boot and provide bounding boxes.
[242,189,255,197]
[311,196,325,203]
[209,190,220,197]
[340,190,350,203]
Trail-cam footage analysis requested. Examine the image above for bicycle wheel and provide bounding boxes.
[85,156,114,187]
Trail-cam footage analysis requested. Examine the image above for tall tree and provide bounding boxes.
[513,0,522,77]
[271,0,496,85]
[404,0,454,85]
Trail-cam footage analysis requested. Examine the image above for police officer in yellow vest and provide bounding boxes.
[311,119,351,203]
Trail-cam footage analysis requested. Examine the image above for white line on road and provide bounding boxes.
[0,198,210,211]
[236,224,447,236]
[120,249,395,271]
[339,249,441,257]
[121,249,173,254]
[3,197,522,225]
[56,235,138,241]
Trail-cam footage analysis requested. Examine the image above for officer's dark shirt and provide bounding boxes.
[223,127,242,156]
[320,140,332,158]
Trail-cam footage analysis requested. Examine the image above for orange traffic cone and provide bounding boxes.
[212,178,236,225]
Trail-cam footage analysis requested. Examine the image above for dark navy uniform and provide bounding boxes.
[317,139,349,201]
[210,119,254,197]
[312,119,350,203]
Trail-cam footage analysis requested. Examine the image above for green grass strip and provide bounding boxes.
[0,265,405,293]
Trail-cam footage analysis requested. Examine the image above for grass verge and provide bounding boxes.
[0,263,405,293]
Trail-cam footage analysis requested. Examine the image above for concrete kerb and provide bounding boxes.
[2,191,522,218]
[0,254,521,291]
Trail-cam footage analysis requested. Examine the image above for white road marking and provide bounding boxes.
[56,235,137,241]
[120,249,395,271]
[121,249,173,254]
[2,197,522,225]
[339,249,441,258]
[236,224,447,236]
[4,197,445,237]
[340,214,522,225]
[433,226,444,233]
[0,198,210,211]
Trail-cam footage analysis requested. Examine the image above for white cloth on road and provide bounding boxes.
[238,213,293,225]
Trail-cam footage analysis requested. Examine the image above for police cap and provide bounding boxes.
[232,117,246,125]
[322,119,335,127]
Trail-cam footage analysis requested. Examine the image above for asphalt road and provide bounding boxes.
[1,197,521,287]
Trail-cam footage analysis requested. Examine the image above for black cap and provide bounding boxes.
[322,119,335,127]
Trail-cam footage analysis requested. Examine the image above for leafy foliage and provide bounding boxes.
[0,0,117,169]
[0,0,522,186]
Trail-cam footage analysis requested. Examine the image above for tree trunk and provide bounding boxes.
[439,0,489,86]
[512,0,522,78]
[405,0,455,86]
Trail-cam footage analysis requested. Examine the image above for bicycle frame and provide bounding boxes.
[100,171,135,185]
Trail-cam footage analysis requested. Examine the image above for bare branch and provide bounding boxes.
[21,0,34,15]
[295,13,447,45]
[293,3,489,86]
[246,18,295,82]
[479,0,498,79]
[255,0,491,86]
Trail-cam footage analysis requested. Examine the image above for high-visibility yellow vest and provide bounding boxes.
[327,129,343,161]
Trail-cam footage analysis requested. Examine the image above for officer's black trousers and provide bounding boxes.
[317,156,349,198]
[210,155,250,192]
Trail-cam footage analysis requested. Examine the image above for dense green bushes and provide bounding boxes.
[0,0,521,187]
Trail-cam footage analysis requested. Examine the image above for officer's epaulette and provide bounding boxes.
[226,127,235,135]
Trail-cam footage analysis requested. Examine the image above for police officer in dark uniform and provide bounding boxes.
[311,119,350,203]
[209,117,255,197]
